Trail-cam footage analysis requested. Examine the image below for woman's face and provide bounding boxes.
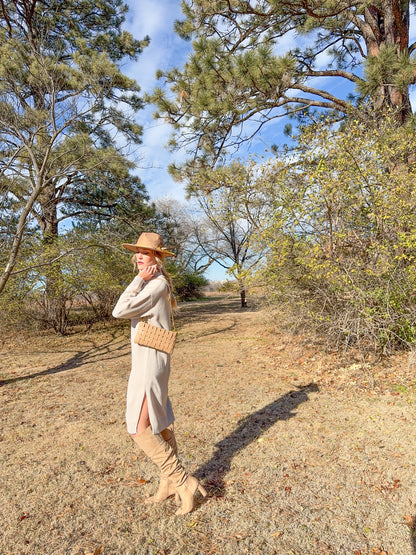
[135,248,157,270]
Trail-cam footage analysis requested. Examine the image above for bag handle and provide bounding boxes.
[155,276,176,331]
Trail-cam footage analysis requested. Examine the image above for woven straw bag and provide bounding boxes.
[134,321,177,354]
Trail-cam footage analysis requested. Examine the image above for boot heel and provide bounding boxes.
[198,484,207,497]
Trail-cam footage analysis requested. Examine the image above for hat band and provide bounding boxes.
[135,244,163,252]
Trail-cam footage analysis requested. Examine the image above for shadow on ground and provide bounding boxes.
[195,382,319,497]
[1,296,255,387]
[0,331,128,386]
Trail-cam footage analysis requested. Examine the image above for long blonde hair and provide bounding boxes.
[155,255,177,310]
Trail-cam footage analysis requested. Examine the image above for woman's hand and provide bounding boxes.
[139,264,158,281]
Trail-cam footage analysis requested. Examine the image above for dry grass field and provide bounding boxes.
[1,295,416,555]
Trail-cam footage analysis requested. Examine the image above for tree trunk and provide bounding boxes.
[365,3,412,121]
[39,187,68,334]
[0,178,43,294]
[238,280,247,308]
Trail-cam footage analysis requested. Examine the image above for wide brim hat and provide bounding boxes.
[122,232,175,258]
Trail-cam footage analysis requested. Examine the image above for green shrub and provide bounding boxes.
[171,270,208,301]
[260,117,416,353]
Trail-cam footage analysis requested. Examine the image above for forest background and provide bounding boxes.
[1,0,416,356]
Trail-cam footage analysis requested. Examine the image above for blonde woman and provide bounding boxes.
[112,232,206,515]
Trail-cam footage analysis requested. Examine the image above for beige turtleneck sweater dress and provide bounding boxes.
[112,274,174,435]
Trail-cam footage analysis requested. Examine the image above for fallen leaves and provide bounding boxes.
[354,548,389,555]
[84,547,103,555]
[374,478,402,493]
[403,514,416,527]
[271,530,284,538]
[360,478,402,494]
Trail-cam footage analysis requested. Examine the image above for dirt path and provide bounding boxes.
[1,296,416,555]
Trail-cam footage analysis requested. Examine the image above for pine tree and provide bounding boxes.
[152,0,416,168]
[0,0,148,330]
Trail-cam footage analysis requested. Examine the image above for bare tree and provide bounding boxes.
[190,162,268,307]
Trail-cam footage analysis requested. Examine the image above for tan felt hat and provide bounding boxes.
[122,232,175,258]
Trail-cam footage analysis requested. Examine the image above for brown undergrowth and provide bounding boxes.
[1,295,416,554]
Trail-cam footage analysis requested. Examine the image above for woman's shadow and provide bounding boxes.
[195,382,319,496]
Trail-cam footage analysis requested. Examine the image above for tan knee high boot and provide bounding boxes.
[133,426,207,515]
[142,424,177,504]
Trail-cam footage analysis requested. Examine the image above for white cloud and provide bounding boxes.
[125,0,190,90]
[143,118,173,148]
[273,28,299,53]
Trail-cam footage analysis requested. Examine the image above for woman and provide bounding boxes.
[112,232,206,515]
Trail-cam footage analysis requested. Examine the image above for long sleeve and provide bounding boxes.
[112,275,154,319]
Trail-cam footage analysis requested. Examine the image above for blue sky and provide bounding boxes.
[122,0,295,202]
[123,0,191,201]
